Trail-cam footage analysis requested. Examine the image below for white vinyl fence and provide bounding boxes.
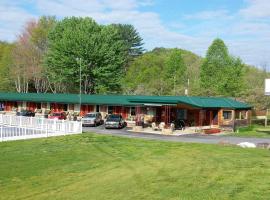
[0,114,82,142]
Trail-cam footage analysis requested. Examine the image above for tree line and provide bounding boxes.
[0,16,269,109]
[0,16,144,94]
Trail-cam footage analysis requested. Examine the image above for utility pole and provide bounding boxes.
[185,78,190,96]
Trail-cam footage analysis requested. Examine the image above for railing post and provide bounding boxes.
[54,119,57,132]
[24,126,26,139]
[41,118,44,131]
[0,126,3,142]
[46,123,48,138]
[30,117,33,127]
[19,116,22,126]
[80,121,82,133]
[64,120,67,135]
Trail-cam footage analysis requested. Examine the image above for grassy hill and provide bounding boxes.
[1,133,270,200]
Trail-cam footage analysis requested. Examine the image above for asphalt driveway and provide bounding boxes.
[83,125,270,145]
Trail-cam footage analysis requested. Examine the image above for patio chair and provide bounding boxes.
[175,119,185,130]
[170,123,175,131]
[159,122,165,130]
[152,122,160,131]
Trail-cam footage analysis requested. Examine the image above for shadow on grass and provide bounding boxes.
[256,130,270,134]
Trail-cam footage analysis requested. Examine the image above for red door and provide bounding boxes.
[212,110,218,125]
[27,102,37,111]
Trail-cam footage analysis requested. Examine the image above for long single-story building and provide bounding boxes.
[0,92,252,128]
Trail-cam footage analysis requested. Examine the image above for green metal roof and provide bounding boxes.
[0,92,252,109]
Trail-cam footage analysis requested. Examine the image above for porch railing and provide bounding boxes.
[0,114,82,142]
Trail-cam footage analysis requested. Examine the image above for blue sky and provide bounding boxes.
[0,0,270,67]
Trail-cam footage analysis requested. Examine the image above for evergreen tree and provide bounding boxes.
[112,24,144,57]
[112,24,144,72]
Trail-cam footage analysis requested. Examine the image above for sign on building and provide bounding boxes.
[265,79,270,95]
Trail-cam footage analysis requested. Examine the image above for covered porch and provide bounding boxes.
[132,103,251,134]
[134,104,219,128]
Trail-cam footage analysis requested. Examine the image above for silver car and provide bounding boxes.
[105,114,126,129]
[82,112,102,126]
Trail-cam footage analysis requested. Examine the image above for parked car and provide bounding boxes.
[82,112,103,126]
[48,112,67,120]
[105,114,126,129]
[16,110,35,117]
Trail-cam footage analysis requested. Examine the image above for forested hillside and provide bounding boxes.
[123,46,269,109]
[0,16,269,109]
[123,48,202,96]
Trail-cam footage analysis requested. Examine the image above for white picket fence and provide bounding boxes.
[0,114,82,142]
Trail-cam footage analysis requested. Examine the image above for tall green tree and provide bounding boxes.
[113,24,144,57]
[165,49,187,95]
[45,17,127,94]
[112,24,144,71]
[0,42,14,92]
[220,57,244,96]
[200,38,243,97]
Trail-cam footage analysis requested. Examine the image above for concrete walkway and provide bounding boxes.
[83,126,270,145]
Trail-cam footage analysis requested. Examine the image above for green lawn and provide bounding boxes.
[1,133,270,200]
[231,125,270,138]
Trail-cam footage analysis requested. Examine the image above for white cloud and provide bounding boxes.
[240,0,270,18]
[184,9,232,20]
[0,0,270,67]
[230,22,270,36]
[35,0,196,51]
[0,1,37,41]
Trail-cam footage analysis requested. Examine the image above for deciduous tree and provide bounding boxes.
[0,41,14,91]
[11,16,56,93]
[165,49,187,95]
[200,38,244,97]
[45,17,127,94]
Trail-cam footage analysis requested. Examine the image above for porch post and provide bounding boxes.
[218,109,223,126]
[135,106,140,126]
[232,110,236,131]
[210,111,213,126]
[164,106,167,125]
[168,106,171,125]
[198,110,202,127]
[164,105,170,126]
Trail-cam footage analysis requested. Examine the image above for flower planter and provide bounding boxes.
[204,128,221,134]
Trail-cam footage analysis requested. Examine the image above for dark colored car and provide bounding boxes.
[16,110,35,117]
[105,114,126,129]
[48,112,67,120]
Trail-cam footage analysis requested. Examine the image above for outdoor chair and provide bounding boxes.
[170,123,175,131]
[174,119,185,130]
[159,122,165,130]
[151,122,160,131]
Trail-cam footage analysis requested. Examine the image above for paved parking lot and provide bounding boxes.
[83,125,270,145]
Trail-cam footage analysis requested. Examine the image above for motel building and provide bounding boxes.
[0,92,252,131]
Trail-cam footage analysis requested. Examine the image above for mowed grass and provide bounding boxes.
[0,133,270,200]
[232,125,270,138]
